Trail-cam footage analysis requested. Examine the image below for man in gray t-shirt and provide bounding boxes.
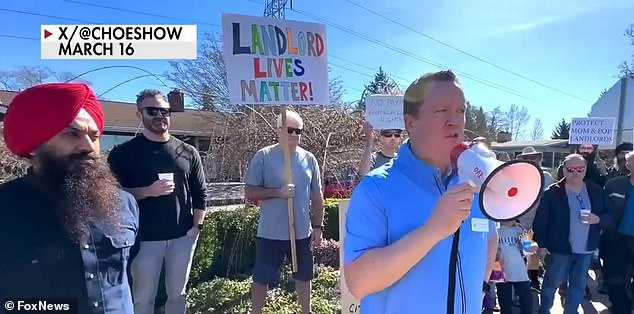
[244,110,324,314]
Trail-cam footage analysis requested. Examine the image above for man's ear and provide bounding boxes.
[136,110,142,120]
[403,114,415,133]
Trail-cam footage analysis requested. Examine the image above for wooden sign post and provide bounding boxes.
[280,107,298,272]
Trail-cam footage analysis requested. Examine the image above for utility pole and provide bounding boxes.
[263,0,291,19]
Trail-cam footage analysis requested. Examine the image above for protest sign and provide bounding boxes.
[365,95,404,130]
[338,199,361,314]
[569,117,616,146]
[221,13,329,105]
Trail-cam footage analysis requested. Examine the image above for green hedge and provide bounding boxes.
[187,266,340,314]
[189,199,343,288]
[154,199,346,310]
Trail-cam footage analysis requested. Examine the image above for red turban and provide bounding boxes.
[3,82,104,158]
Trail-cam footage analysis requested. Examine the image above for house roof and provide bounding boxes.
[0,89,226,137]
[491,139,569,149]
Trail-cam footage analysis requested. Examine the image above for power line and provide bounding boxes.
[0,8,97,24]
[0,31,389,89]
[2,3,553,105]
[60,0,221,28]
[343,0,590,103]
[0,34,38,41]
[54,0,408,85]
[0,7,405,91]
[275,3,548,105]
[48,0,548,105]
[328,55,411,85]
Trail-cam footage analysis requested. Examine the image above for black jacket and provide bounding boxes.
[603,175,633,238]
[533,179,613,254]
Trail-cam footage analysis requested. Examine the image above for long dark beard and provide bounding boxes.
[34,150,122,244]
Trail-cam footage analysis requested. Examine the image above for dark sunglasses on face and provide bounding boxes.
[524,155,540,160]
[382,132,401,138]
[143,107,171,117]
[287,127,303,135]
[566,166,586,173]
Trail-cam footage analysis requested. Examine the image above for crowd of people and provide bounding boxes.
[1,70,633,314]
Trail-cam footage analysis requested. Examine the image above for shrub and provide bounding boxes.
[322,199,341,241]
[189,198,347,289]
[189,205,259,288]
[313,239,340,269]
[187,277,252,314]
[187,266,341,314]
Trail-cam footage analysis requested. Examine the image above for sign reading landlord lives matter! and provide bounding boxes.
[568,117,616,146]
[221,13,329,105]
[365,95,405,130]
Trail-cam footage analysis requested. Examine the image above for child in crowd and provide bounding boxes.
[496,219,537,314]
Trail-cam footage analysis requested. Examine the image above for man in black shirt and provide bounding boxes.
[0,83,139,314]
[107,89,207,314]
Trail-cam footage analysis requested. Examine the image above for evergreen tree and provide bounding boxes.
[551,118,570,139]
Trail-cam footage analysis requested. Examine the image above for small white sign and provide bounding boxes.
[41,25,197,59]
[568,117,616,146]
[365,94,404,130]
[338,200,361,314]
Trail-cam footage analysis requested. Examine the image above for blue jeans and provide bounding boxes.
[538,252,592,314]
[130,234,199,314]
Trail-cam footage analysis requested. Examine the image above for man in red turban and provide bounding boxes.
[0,83,139,314]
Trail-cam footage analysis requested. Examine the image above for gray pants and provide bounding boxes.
[130,234,198,314]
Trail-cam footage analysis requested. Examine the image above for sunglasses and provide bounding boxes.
[521,155,540,161]
[143,107,171,117]
[287,127,303,135]
[566,166,586,173]
[382,133,401,138]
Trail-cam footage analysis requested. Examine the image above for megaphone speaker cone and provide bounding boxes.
[479,160,545,222]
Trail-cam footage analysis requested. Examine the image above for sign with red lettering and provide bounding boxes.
[222,13,329,106]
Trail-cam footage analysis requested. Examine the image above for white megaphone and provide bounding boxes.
[450,142,544,221]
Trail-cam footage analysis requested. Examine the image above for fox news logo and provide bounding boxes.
[41,25,197,59]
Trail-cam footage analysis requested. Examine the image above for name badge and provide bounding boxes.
[471,218,490,233]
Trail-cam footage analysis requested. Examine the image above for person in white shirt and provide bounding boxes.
[496,220,537,314]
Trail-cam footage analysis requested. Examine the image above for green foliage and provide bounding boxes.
[189,205,259,288]
[551,118,570,140]
[189,199,345,290]
[187,277,252,314]
[187,266,341,314]
[322,199,341,241]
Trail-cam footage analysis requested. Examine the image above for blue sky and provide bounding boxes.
[1,0,633,139]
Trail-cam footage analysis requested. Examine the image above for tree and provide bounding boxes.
[465,102,493,140]
[551,118,570,139]
[357,67,400,110]
[502,104,530,141]
[0,66,90,90]
[164,32,347,111]
[530,117,544,140]
[618,23,634,78]
[486,106,505,138]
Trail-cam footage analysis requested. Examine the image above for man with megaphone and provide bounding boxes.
[343,70,545,314]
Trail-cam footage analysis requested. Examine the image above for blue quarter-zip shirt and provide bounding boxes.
[344,140,494,314]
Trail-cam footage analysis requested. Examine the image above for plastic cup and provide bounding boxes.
[158,173,174,182]
[580,209,591,223]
